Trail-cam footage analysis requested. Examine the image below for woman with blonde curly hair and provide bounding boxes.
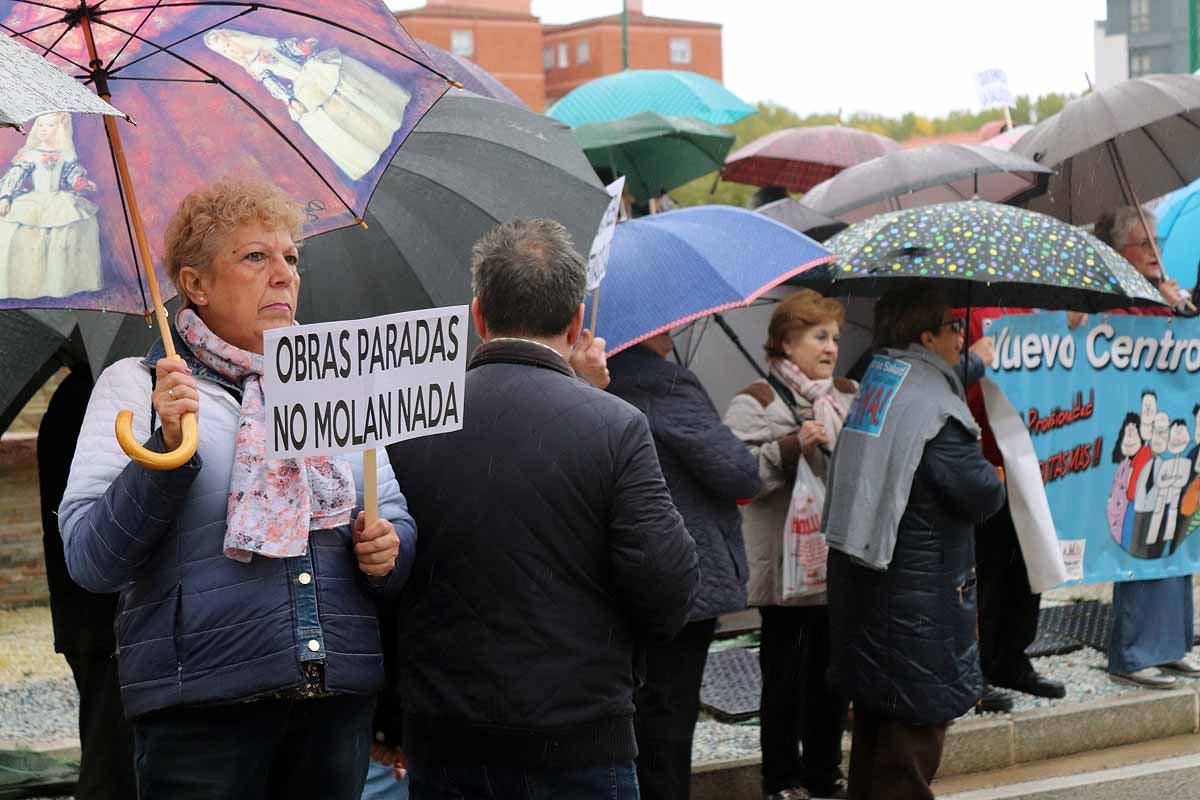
[58,178,417,799]
[723,289,858,800]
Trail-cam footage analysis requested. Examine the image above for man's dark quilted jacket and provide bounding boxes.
[386,339,699,769]
[608,345,760,621]
[827,418,1005,726]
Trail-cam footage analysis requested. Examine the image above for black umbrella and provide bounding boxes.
[0,308,161,435]
[298,91,610,319]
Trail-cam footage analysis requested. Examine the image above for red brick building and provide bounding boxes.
[394,0,547,110]
[541,1,722,106]
[394,0,724,112]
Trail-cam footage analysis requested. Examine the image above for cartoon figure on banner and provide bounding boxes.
[204,28,412,181]
[1107,411,1141,549]
[0,112,102,299]
[1108,389,1200,560]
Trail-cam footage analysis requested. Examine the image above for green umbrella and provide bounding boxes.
[574,111,734,203]
[817,200,1164,311]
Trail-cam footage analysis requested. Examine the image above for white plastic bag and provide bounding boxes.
[781,457,828,600]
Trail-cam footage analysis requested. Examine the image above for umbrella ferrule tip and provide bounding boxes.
[356,218,369,230]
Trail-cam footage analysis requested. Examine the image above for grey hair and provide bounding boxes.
[1094,206,1154,250]
[471,218,587,337]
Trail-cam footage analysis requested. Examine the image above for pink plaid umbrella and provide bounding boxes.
[721,125,900,194]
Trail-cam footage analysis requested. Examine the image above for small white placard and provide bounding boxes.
[261,306,468,459]
[1060,539,1086,583]
[974,68,1014,110]
[586,176,626,291]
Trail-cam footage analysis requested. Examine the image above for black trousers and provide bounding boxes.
[64,649,137,800]
[758,605,847,795]
[846,711,946,800]
[634,618,718,800]
[132,692,374,800]
[976,502,1041,682]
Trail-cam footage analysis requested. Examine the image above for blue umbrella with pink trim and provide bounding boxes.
[585,205,833,355]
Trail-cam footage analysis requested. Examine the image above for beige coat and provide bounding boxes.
[723,378,856,607]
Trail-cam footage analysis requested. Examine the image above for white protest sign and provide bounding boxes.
[586,175,626,291]
[974,68,1014,111]
[262,306,468,460]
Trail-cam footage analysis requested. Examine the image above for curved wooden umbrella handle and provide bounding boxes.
[116,410,198,470]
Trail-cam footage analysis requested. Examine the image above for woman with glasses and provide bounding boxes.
[824,286,1006,800]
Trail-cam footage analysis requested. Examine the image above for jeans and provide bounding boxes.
[362,760,410,800]
[409,762,639,800]
[133,692,374,800]
[1109,575,1195,674]
[634,618,716,800]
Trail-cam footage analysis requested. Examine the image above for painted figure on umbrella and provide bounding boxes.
[204,28,412,181]
[0,112,102,300]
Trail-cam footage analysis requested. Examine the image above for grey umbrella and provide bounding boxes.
[0,34,128,130]
[298,91,610,319]
[754,198,847,243]
[1012,74,1200,227]
[800,143,1051,224]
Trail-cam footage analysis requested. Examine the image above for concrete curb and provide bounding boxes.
[690,687,1200,800]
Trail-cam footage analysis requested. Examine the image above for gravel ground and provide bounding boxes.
[6,600,1200,767]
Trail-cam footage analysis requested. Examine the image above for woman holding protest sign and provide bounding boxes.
[57,178,416,799]
[825,286,1006,800]
[723,289,857,800]
[1095,205,1200,690]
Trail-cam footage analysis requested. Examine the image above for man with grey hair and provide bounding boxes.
[383,218,699,800]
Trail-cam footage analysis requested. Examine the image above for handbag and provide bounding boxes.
[781,456,828,600]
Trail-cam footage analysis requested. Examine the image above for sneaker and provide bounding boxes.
[1110,667,1178,689]
[1160,656,1200,677]
[765,789,811,800]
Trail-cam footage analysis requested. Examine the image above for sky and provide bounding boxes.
[388,0,1111,118]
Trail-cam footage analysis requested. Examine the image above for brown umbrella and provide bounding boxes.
[721,125,900,193]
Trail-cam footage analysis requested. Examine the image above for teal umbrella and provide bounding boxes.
[574,112,734,203]
[547,69,756,127]
[818,200,1164,311]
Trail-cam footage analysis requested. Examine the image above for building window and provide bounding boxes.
[543,47,554,70]
[1130,50,1153,76]
[1129,0,1150,34]
[577,39,590,65]
[558,43,569,69]
[450,30,474,58]
[669,37,692,65]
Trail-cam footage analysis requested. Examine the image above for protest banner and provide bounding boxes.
[983,312,1200,585]
[262,306,468,520]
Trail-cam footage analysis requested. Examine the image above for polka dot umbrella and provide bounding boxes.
[818,200,1166,312]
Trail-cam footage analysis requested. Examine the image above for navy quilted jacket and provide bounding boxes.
[826,418,1005,725]
[607,346,760,621]
[58,332,416,719]
[386,339,699,768]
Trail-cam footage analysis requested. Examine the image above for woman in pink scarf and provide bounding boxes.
[723,289,857,800]
[57,178,415,799]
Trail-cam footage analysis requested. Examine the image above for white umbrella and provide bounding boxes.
[0,34,128,131]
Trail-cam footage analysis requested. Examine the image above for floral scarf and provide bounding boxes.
[176,309,355,563]
[768,356,852,442]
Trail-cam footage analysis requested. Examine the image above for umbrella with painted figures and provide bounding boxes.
[801,143,1051,224]
[0,1,450,468]
[818,200,1164,311]
[721,125,900,194]
[573,111,733,204]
